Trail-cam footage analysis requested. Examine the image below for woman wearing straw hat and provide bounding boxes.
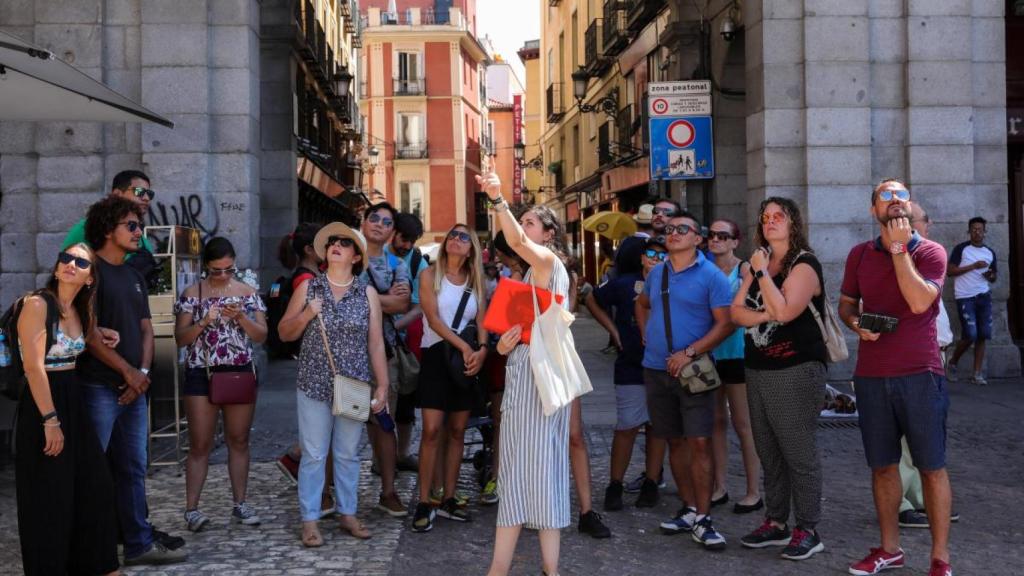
[278,222,390,547]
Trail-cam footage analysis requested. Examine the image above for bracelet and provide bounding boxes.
[43,420,61,427]
[492,201,509,213]
[486,195,505,207]
[40,411,58,422]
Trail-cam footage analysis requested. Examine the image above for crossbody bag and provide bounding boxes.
[660,266,721,394]
[199,283,257,405]
[318,313,371,421]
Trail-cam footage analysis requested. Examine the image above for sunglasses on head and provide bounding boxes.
[120,220,142,233]
[760,212,787,225]
[877,188,911,202]
[58,251,92,270]
[448,230,472,243]
[708,231,734,241]
[327,235,355,249]
[207,265,237,277]
[367,213,394,227]
[664,223,696,236]
[644,249,667,261]
[127,186,155,201]
[652,207,676,216]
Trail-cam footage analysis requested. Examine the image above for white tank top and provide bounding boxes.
[421,276,478,349]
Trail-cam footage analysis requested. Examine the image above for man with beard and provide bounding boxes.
[839,179,953,576]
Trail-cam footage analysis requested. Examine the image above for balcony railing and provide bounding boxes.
[615,103,637,158]
[394,77,425,96]
[361,7,468,30]
[396,141,428,159]
[598,121,613,167]
[603,0,629,55]
[546,83,565,123]
[626,0,666,32]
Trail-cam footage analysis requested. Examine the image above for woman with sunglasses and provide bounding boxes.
[411,224,489,531]
[706,220,763,515]
[174,237,268,532]
[730,198,829,561]
[477,159,579,576]
[278,223,390,547]
[14,245,122,575]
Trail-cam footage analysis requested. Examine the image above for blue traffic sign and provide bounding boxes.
[649,115,714,180]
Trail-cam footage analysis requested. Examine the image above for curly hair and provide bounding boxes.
[85,195,144,249]
[753,196,813,273]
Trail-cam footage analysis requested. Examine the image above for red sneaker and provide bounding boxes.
[928,559,952,576]
[849,547,905,575]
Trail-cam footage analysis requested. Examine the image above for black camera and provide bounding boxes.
[858,313,899,334]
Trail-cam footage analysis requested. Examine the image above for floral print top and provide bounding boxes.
[297,274,372,404]
[174,292,266,368]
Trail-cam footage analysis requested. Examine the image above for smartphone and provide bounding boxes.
[859,312,899,334]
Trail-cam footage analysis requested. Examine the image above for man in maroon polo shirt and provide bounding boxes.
[839,178,952,576]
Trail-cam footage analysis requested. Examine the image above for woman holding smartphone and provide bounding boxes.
[729,198,829,562]
[174,237,268,532]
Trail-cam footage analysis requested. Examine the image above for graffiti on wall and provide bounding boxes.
[147,193,221,239]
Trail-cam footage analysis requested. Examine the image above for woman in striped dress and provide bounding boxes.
[477,161,572,576]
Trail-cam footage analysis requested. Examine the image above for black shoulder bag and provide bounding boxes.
[444,288,479,390]
[660,266,721,394]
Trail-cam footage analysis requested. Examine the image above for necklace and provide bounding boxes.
[327,274,354,288]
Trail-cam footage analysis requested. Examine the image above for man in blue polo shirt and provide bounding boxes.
[635,211,734,551]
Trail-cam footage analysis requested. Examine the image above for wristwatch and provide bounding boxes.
[684,345,697,359]
[754,269,766,280]
[889,242,907,255]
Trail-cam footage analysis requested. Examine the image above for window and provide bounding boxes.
[399,182,424,219]
[547,48,555,86]
[571,11,578,71]
[397,51,420,81]
[397,113,425,157]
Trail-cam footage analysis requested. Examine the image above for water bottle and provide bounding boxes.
[373,401,396,433]
[0,333,11,368]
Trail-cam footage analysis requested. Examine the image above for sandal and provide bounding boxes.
[301,521,323,547]
[338,515,372,539]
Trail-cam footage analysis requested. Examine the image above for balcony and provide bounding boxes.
[616,104,634,150]
[396,141,428,159]
[393,77,425,96]
[602,0,629,56]
[546,83,565,123]
[361,6,469,31]
[584,19,612,77]
[294,0,318,62]
[626,0,667,32]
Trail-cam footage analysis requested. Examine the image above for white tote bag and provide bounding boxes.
[528,271,593,415]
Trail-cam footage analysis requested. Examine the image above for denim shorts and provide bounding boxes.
[614,385,650,431]
[956,291,993,342]
[854,371,949,471]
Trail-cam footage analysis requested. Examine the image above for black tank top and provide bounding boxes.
[742,252,829,370]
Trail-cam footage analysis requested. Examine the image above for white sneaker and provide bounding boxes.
[184,509,209,533]
[972,372,987,386]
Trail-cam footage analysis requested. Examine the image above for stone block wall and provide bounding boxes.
[743,1,1019,378]
[0,0,276,308]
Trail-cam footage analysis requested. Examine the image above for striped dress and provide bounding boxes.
[496,259,572,530]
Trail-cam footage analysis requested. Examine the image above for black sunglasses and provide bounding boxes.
[127,186,155,201]
[58,251,92,270]
[119,220,141,233]
[652,207,676,216]
[367,213,394,227]
[643,249,667,261]
[708,231,734,241]
[448,230,472,243]
[664,223,697,236]
[327,235,355,249]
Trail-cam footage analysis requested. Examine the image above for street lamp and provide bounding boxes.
[571,65,619,119]
[334,68,354,98]
[367,144,380,169]
[513,141,525,163]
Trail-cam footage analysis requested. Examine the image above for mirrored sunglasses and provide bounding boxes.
[367,213,394,227]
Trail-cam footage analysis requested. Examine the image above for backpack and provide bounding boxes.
[409,247,423,282]
[1,291,61,400]
[264,266,316,359]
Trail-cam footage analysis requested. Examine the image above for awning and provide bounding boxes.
[297,155,346,198]
[0,31,173,127]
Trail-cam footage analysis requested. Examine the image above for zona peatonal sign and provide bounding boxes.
[648,81,714,180]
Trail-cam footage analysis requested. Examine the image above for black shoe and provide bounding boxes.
[732,498,764,514]
[635,478,660,508]
[411,502,435,532]
[152,528,186,551]
[436,498,471,522]
[899,509,929,528]
[578,510,612,539]
[604,481,624,511]
[740,519,791,548]
[780,527,824,560]
[711,492,729,507]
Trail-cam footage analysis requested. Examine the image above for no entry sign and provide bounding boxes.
[648,81,714,180]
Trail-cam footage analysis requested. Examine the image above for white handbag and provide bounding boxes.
[318,314,371,422]
[528,269,593,416]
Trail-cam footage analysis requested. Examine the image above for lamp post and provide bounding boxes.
[334,68,353,98]
[513,141,525,163]
[571,65,619,119]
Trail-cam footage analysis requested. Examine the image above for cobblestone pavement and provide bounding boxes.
[1,317,1023,575]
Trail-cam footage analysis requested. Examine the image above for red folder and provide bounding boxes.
[482,277,564,345]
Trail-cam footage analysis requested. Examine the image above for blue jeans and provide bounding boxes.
[956,291,993,342]
[296,391,363,521]
[81,382,154,558]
